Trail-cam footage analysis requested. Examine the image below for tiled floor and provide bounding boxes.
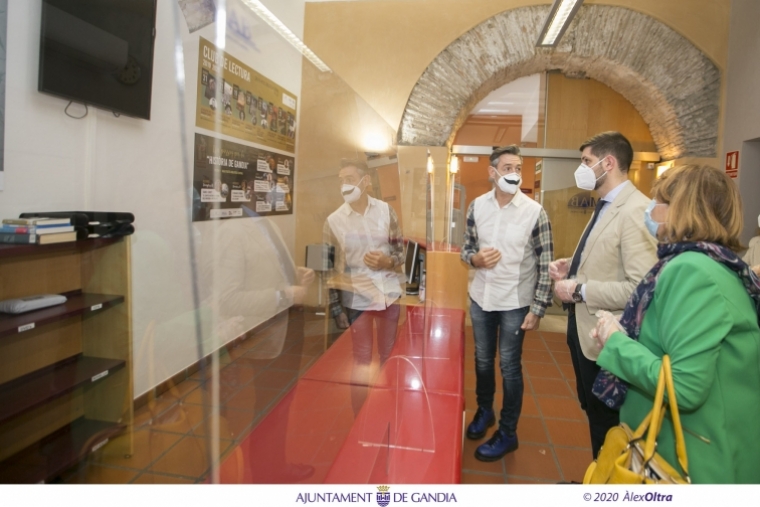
[57,310,588,485]
[461,318,594,485]
[59,309,333,484]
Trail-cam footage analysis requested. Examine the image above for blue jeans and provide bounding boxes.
[470,299,529,436]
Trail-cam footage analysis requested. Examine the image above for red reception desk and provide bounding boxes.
[216,306,466,484]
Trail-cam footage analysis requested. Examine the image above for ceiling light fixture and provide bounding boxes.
[240,0,332,72]
[449,155,459,174]
[536,0,584,47]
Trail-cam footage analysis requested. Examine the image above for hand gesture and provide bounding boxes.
[297,266,315,286]
[549,258,570,281]
[471,247,502,269]
[521,312,540,331]
[364,251,391,271]
[553,279,576,303]
[590,311,626,349]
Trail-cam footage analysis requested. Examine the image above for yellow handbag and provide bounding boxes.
[583,355,690,484]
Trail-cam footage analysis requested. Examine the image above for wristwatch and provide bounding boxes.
[571,284,584,303]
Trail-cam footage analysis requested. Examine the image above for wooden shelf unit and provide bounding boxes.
[0,238,133,483]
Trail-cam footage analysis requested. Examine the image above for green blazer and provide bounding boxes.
[597,252,760,484]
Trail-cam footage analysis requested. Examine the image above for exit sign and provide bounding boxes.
[726,151,739,179]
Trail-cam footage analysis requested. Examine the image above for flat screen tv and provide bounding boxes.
[39,0,158,120]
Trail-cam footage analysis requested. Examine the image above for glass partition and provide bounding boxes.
[0,0,433,485]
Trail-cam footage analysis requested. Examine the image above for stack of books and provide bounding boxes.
[0,218,77,245]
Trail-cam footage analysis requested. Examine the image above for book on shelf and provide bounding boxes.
[37,232,77,245]
[3,217,71,227]
[0,224,75,235]
[0,233,36,244]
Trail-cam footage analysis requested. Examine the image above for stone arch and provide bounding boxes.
[397,5,721,160]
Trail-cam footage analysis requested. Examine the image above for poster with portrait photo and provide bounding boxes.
[277,157,291,175]
[192,133,294,221]
[195,38,297,154]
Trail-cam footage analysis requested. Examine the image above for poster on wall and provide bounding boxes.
[192,133,294,221]
[195,37,297,154]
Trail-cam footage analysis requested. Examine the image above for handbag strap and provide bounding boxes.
[662,355,690,479]
[640,355,690,480]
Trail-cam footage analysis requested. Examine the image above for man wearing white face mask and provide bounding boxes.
[324,159,404,411]
[461,145,554,461]
[548,131,657,459]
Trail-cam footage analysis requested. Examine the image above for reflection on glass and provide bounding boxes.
[324,160,404,413]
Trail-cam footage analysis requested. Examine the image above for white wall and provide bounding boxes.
[0,0,307,397]
[723,0,760,243]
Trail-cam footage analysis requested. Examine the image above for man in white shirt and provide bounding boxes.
[461,145,554,462]
[324,160,405,410]
[550,131,657,458]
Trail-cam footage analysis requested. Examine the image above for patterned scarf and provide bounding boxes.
[592,241,760,409]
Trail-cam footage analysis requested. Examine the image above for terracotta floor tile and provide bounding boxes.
[131,472,196,484]
[148,435,232,479]
[183,382,239,406]
[220,384,258,411]
[461,437,506,475]
[464,389,477,410]
[544,419,592,449]
[462,472,505,484]
[559,363,578,382]
[522,349,554,363]
[220,344,249,362]
[464,371,476,389]
[545,340,569,353]
[524,330,541,340]
[192,407,258,441]
[522,337,547,351]
[149,403,208,435]
[64,464,138,484]
[253,368,298,390]
[91,427,183,470]
[524,361,563,379]
[516,416,549,444]
[521,395,539,417]
[503,443,560,481]
[536,397,585,421]
[541,331,567,343]
[554,447,594,483]
[551,351,573,366]
[506,475,554,484]
[255,386,287,412]
[152,379,204,407]
[218,363,258,387]
[530,378,574,398]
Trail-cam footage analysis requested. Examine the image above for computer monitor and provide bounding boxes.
[404,241,424,295]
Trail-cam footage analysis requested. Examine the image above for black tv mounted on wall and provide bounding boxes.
[38,0,158,120]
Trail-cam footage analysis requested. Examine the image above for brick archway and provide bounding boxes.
[397,5,721,160]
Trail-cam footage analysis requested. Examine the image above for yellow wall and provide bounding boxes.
[304,0,730,133]
[545,73,657,153]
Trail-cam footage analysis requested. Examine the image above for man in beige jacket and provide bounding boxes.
[550,131,657,458]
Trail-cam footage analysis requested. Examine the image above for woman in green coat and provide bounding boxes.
[591,164,760,484]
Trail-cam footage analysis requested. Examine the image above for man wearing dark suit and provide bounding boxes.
[550,132,658,458]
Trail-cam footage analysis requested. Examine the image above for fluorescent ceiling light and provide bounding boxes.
[240,0,332,72]
[478,109,511,113]
[488,101,515,105]
[536,0,584,47]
